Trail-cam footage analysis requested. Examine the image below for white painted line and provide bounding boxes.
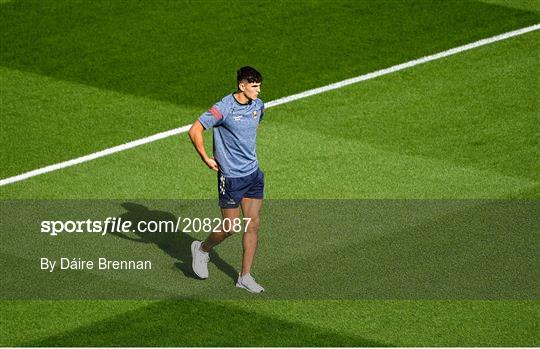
[1,23,539,187]
[0,125,191,186]
[265,23,540,108]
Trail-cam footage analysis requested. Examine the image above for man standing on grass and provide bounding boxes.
[188,66,266,293]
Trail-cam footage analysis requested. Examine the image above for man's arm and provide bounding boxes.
[188,120,219,172]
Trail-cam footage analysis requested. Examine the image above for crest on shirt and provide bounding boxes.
[252,110,258,118]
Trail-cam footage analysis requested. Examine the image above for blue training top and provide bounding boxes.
[198,93,265,178]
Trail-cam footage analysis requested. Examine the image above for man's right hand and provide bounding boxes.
[188,120,220,172]
[205,157,219,172]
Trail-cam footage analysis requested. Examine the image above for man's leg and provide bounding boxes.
[201,207,240,252]
[240,197,263,275]
[191,206,240,279]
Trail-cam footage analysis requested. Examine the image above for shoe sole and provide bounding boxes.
[191,241,208,279]
[236,281,264,293]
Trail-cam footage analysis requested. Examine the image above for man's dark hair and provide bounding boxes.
[237,66,263,84]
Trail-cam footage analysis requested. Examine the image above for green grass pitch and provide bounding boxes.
[1,0,539,346]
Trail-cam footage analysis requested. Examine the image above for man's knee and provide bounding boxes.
[246,216,260,233]
[221,219,239,236]
[222,228,235,237]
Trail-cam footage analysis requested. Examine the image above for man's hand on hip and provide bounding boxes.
[205,157,219,172]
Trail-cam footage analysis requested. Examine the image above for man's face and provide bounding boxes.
[240,81,261,100]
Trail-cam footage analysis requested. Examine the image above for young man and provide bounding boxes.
[188,66,266,293]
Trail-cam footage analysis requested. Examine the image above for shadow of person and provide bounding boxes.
[109,202,238,282]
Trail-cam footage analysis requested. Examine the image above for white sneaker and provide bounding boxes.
[191,241,209,279]
[236,273,265,293]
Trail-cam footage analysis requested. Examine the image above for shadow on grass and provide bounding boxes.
[23,300,391,347]
[110,202,237,283]
[1,0,537,107]
[1,0,538,179]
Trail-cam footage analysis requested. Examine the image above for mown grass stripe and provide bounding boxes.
[1,23,538,188]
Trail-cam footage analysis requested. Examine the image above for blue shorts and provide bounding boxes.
[218,168,264,208]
